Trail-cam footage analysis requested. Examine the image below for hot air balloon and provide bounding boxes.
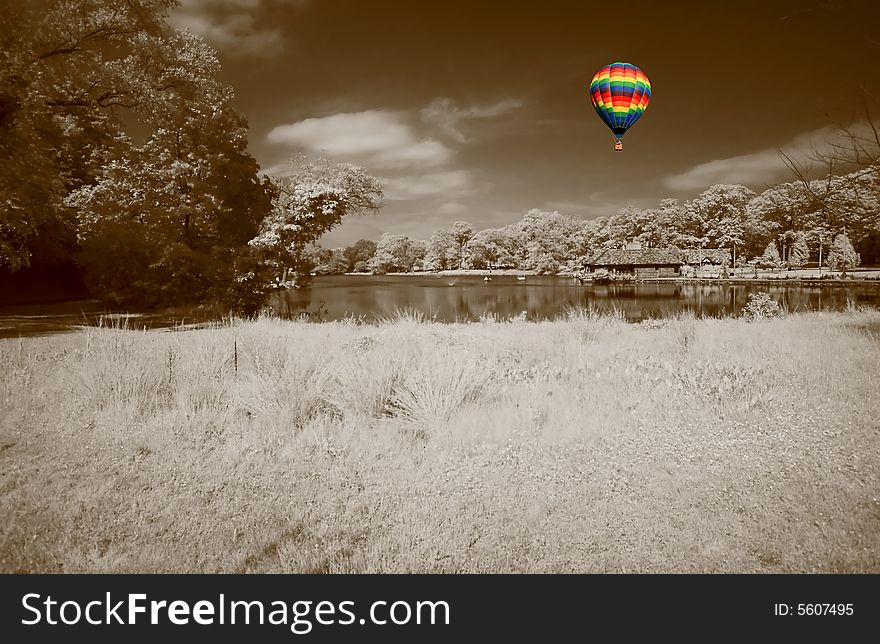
[589,62,651,151]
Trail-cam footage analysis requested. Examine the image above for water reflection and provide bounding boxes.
[2,277,877,337]
[276,275,880,322]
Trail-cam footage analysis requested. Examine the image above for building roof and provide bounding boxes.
[587,248,685,266]
[684,249,730,264]
[586,247,731,266]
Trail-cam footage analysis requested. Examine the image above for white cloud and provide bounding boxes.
[169,0,305,57]
[664,123,873,191]
[421,98,524,143]
[377,140,451,167]
[437,201,468,215]
[267,110,453,168]
[265,100,516,197]
[382,171,472,200]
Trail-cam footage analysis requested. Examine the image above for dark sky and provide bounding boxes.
[171,0,880,246]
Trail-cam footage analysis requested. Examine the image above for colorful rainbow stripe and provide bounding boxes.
[589,61,651,138]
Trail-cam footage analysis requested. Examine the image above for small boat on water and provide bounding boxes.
[483,276,492,282]
[516,275,526,281]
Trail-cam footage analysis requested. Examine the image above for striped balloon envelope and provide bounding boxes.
[589,62,651,151]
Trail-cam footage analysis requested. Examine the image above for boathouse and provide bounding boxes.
[585,245,684,277]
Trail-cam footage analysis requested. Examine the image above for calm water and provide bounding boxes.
[278,275,880,322]
[0,300,205,338]
[2,276,878,337]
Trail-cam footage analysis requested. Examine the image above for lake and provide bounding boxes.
[278,275,880,322]
[2,276,879,337]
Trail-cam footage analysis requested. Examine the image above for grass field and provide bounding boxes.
[1,308,879,572]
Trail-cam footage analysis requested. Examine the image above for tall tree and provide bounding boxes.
[756,241,783,270]
[1,1,284,314]
[788,234,810,269]
[67,30,276,309]
[826,232,860,275]
[424,229,456,271]
[781,99,880,262]
[343,239,377,272]
[0,0,176,271]
[368,234,424,274]
[449,221,474,269]
[250,157,383,286]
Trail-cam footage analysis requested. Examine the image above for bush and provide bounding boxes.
[741,292,780,321]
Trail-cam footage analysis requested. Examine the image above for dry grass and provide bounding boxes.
[1,309,879,572]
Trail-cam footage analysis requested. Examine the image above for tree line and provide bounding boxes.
[308,173,878,275]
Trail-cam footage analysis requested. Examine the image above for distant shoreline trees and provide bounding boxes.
[312,173,879,276]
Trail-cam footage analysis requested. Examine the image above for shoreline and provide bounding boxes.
[343,269,880,286]
[344,269,539,277]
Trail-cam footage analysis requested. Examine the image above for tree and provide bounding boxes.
[512,209,581,273]
[449,221,474,268]
[756,241,783,270]
[685,184,756,251]
[305,245,348,275]
[826,232,860,276]
[423,221,474,270]
[603,206,649,248]
[368,234,424,274]
[636,199,681,249]
[0,0,176,272]
[342,239,377,272]
[67,30,276,310]
[0,1,286,314]
[250,157,383,285]
[747,182,815,238]
[424,229,456,271]
[787,234,810,269]
[466,227,519,269]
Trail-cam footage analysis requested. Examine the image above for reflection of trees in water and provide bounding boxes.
[454,294,473,321]
[274,289,311,319]
[275,288,333,320]
[279,278,880,322]
[375,286,405,315]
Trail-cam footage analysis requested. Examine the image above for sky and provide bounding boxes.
[170,0,880,246]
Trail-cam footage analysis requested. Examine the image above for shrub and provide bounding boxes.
[741,292,780,321]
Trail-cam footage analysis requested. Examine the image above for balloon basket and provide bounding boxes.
[614,140,623,151]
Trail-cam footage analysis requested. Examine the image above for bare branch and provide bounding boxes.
[863,95,880,148]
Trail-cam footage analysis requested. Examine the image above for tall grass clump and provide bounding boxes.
[377,308,433,326]
[324,341,413,419]
[562,305,626,343]
[671,311,697,353]
[390,350,492,435]
[563,304,626,324]
[167,330,236,414]
[230,334,330,428]
[75,326,169,413]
